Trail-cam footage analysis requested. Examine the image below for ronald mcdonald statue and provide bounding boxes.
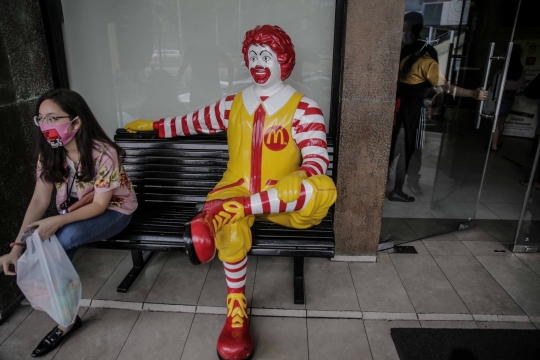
[125,25,337,360]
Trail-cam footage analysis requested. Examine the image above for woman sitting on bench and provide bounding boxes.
[0,88,138,357]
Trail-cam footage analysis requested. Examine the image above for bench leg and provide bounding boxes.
[117,250,154,293]
[294,256,305,304]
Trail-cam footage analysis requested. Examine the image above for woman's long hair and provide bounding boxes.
[399,24,438,79]
[507,44,523,81]
[36,88,126,184]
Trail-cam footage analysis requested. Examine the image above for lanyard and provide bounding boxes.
[66,161,80,200]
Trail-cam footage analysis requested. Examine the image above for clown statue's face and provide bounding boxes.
[248,44,284,95]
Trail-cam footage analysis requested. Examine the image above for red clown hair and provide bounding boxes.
[242,25,296,81]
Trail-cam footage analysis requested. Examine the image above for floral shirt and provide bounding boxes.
[37,142,138,215]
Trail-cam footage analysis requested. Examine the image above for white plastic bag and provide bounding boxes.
[17,230,81,327]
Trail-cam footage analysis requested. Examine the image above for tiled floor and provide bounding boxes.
[1,226,539,359]
[383,128,540,221]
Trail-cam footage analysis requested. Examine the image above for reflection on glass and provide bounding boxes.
[61,0,335,138]
[381,0,494,247]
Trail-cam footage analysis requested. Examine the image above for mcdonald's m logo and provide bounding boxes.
[264,126,289,151]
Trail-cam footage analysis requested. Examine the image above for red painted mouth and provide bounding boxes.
[250,66,271,84]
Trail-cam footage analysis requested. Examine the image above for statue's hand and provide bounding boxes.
[276,171,308,203]
[124,120,155,133]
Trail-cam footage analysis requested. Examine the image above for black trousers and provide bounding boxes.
[389,95,424,173]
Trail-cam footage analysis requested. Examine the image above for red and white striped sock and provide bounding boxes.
[244,180,313,216]
[224,256,247,293]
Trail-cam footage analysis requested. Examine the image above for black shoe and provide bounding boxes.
[31,315,82,357]
[389,191,415,202]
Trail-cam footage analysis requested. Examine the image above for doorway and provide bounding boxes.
[381,0,540,253]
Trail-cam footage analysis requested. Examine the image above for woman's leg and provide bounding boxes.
[56,209,132,260]
[492,116,506,150]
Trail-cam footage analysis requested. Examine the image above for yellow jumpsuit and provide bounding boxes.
[208,91,337,262]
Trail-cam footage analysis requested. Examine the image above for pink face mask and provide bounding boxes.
[40,117,80,148]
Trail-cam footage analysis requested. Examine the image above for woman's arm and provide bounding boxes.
[2,179,53,275]
[27,190,113,241]
[442,81,488,100]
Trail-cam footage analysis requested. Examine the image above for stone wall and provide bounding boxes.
[0,1,53,311]
[334,0,406,255]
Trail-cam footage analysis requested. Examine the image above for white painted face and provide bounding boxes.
[248,44,282,87]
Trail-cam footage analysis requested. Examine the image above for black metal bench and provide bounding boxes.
[86,129,335,304]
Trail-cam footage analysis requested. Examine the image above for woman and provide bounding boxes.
[1,89,138,357]
[389,25,487,202]
[490,44,525,151]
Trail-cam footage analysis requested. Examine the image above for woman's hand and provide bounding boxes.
[28,216,65,240]
[472,87,488,101]
[1,252,21,276]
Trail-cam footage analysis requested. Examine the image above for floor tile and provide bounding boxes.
[71,247,89,264]
[94,252,169,302]
[380,218,419,242]
[181,314,225,360]
[484,202,540,221]
[0,305,32,345]
[363,320,420,360]
[462,241,513,256]
[475,321,537,329]
[0,309,59,359]
[423,241,472,255]
[305,258,359,311]
[475,219,518,242]
[424,202,498,220]
[251,257,305,310]
[420,320,478,328]
[145,253,210,305]
[389,254,469,314]
[433,255,524,315]
[478,180,527,204]
[250,316,308,360]
[452,227,498,242]
[74,249,128,299]
[198,256,257,307]
[403,218,452,239]
[54,308,140,360]
[382,200,433,219]
[421,232,460,241]
[515,253,540,277]
[414,181,477,203]
[349,255,415,313]
[476,255,540,317]
[307,318,372,360]
[117,311,194,360]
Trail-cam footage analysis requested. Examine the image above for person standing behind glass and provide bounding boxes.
[389,23,487,202]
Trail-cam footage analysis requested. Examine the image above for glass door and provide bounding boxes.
[381,0,529,247]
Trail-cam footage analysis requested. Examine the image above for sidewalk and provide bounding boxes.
[1,226,539,359]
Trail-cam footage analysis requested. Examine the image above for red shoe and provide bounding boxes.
[184,199,246,265]
[217,293,253,360]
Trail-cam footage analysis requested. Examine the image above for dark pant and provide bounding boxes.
[390,95,424,192]
[56,209,132,259]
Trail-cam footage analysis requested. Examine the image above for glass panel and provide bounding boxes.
[61,0,336,138]
[514,141,540,251]
[381,0,482,246]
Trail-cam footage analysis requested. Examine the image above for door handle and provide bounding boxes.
[476,43,496,129]
[490,42,514,133]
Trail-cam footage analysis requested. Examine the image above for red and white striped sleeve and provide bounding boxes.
[292,97,329,176]
[153,94,236,138]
